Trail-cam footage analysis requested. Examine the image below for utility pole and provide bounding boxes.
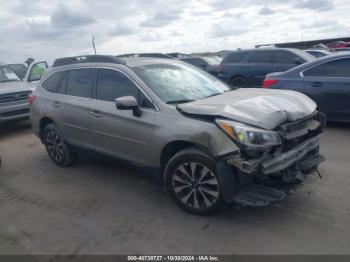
[92,36,97,55]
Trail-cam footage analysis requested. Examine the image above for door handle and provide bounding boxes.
[311,82,322,87]
[53,101,61,108]
[90,110,102,118]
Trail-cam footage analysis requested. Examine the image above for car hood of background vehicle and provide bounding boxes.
[178,88,317,130]
[0,81,35,95]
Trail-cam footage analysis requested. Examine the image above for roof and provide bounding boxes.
[52,55,125,67]
[120,57,180,67]
[49,55,179,71]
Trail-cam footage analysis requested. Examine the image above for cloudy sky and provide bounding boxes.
[0,0,349,63]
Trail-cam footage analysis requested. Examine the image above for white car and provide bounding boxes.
[0,61,47,123]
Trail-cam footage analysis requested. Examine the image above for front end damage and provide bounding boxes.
[225,112,326,207]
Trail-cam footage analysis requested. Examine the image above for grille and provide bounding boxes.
[0,91,31,104]
[0,108,30,117]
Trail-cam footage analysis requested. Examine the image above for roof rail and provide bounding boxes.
[52,55,126,67]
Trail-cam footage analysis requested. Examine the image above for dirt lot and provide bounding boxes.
[0,120,349,255]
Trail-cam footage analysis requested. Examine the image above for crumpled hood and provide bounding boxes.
[0,81,35,95]
[178,88,317,130]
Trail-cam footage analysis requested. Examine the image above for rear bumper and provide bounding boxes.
[0,102,30,123]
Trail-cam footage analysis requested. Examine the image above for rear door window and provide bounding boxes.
[66,69,94,98]
[304,58,350,77]
[225,52,248,63]
[247,51,274,63]
[324,58,350,77]
[303,64,326,77]
[42,71,66,93]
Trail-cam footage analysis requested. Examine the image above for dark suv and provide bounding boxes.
[218,48,315,88]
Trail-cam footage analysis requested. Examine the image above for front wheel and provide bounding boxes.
[164,148,226,215]
[43,123,76,167]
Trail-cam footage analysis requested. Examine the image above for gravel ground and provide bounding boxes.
[0,120,349,255]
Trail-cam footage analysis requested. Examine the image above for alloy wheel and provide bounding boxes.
[172,162,219,209]
[45,129,65,163]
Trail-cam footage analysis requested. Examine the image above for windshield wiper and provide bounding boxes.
[166,99,194,104]
[200,92,223,100]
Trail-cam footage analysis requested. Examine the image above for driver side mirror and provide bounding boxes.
[115,96,142,117]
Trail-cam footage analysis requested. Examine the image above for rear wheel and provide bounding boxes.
[43,123,76,167]
[230,76,249,88]
[164,148,226,215]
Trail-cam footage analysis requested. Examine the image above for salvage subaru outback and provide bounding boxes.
[30,55,325,215]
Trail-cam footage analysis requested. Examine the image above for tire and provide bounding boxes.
[229,76,249,88]
[164,148,226,215]
[43,123,76,167]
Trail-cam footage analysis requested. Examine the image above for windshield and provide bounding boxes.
[133,63,229,104]
[0,66,21,82]
[295,50,317,62]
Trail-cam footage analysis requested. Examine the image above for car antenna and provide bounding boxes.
[92,36,97,55]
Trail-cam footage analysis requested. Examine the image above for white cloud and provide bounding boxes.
[0,0,349,63]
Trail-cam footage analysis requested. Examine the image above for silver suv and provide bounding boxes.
[30,55,325,215]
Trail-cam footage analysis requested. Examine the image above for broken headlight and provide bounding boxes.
[216,119,281,148]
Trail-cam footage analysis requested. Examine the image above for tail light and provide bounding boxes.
[262,79,278,88]
[28,94,36,106]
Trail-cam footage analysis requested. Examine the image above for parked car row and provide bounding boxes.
[263,53,350,122]
[216,48,316,88]
[176,47,349,123]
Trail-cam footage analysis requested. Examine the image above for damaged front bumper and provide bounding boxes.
[227,135,325,177]
[260,135,324,175]
[226,113,325,206]
[226,135,325,207]
[222,112,326,207]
